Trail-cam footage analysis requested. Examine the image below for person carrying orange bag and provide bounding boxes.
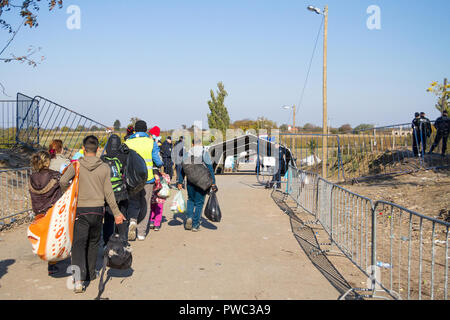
[27,151,79,275]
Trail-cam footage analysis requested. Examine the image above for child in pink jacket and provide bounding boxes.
[150,171,171,231]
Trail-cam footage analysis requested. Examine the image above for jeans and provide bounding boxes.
[186,182,207,229]
[71,213,103,282]
[127,183,154,237]
[103,200,129,245]
[163,158,174,180]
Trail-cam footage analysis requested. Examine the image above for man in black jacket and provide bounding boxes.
[101,134,129,245]
[173,136,185,186]
[160,136,174,180]
[428,110,450,156]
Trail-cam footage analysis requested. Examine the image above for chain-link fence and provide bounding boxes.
[285,165,449,300]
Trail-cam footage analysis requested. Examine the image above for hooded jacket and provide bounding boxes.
[103,134,128,167]
[29,169,62,215]
[60,156,122,217]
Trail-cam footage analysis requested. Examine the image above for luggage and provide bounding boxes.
[101,155,128,202]
[124,149,148,194]
[96,227,133,300]
[204,190,222,222]
[181,150,213,191]
[170,190,186,214]
[27,162,80,262]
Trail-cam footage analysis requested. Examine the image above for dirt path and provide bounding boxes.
[0,175,339,300]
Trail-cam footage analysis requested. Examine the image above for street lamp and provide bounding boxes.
[282,105,296,132]
[307,4,328,178]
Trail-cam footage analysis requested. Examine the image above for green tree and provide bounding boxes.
[353,124,374,134]
[113,120,121,131]
[129,117,140,127]
[427,78,450,115]
[207,82,230,134]
[338,124,352,134]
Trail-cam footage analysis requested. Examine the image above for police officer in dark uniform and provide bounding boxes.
[160,136,174,180]
[428,110,450,156]
[420,112,432,155]
[412,112,422,157]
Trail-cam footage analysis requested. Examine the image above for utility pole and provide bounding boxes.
[293,105,296,133]
[443,78,448,113]
[322,5,328,178]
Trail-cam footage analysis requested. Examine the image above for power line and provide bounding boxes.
[287,16,324,128]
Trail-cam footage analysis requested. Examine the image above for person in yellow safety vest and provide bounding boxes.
[125,120,163,241]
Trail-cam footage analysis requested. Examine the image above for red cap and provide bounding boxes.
[149,126,161,137]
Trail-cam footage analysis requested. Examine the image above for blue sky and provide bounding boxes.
[1,0,449,130]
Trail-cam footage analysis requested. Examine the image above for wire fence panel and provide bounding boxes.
[0,101,19,148]
[297,170,318,216]
[339,123,450,180]
[279,133,342,181]
[286,166,449,300]
[15,94,111,159]
[0,167,32,222]
[331,184,375,279]
[317,177,333,234]
[373,201,449,300]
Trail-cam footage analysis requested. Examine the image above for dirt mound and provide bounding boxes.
[0,145,36,169]
[340,168,450,219]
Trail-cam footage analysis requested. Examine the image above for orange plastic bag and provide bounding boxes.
[27,162,80,262]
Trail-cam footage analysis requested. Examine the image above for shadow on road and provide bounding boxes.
[271,190,363,300]
[0,259,15,280]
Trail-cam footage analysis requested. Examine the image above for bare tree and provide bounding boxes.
[0,1,63,96]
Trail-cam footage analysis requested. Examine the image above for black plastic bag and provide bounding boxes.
[204,191,221,222]
[124,149,148,194]
[181,156,214,191]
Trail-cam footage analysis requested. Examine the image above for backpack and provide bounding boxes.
[101,156,128,203]
[124,149,148,194]
[96,229,132,300]
[181,149,213,191]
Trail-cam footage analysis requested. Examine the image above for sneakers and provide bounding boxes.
[73,281,84,294]
[137,235,146,241]
[185,218,192,230]
[192,227,200,232]
[128,220,137,241]
[154,226,160,231]
[149,221,155,229]
[48,263,59,275]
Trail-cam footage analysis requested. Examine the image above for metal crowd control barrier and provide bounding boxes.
[0,167,32,222]
[1,100,20,148]
[16,93,110,158]
[285,166,449,300]
[330,184,375,282]
[373,201,449,300]
[279,133,343,181]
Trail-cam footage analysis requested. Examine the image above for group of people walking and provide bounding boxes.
[28,120,217,293]
[412,111,449,157]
